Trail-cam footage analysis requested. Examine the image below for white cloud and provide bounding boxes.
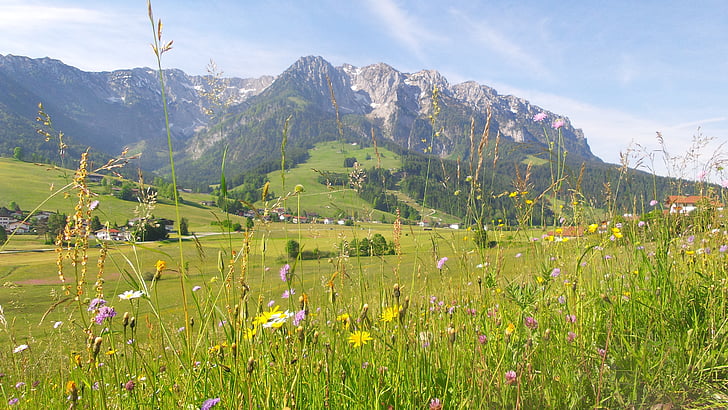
[364,0,436,62]
[0,2,105,28]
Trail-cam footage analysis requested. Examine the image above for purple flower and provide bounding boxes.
[478,334,488,344]
[279,264,291,282]
[650,199,658,206]
[515,253,522,258]
[597,348,606,358]
[638,221,646,227]
[567,331,577,343]
[533,112,547,122]
[89,200,100,210]
[524,316,538,330]
[720,245,728,253]
[124,380,135,391]
[687,235,695,244]
[565,314,576,323]
[550,268,561,278]
[192,286,201,292]
[282,289,295,299]
[293,309,306,326]
[267,300,275,307]
[551,119,565,129]
[505,370,517,384]
[557,295,566,304]
[437,257,448,270]
[722,180,728,189]
[88,298,106,311]
[429,398,443,410]
[94,306,116,324]
[8,398,19,406]
[15,382,25,389]
[201,398,221,410]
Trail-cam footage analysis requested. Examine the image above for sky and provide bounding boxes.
[1,0,727,179]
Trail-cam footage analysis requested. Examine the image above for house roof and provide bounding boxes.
[666,195,723,206]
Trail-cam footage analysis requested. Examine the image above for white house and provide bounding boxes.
[7,221,31,234]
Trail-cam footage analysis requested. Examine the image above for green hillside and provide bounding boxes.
[0,157,242,235]
[254,141,403,221]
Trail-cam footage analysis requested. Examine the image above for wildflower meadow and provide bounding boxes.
[2,3,728,409]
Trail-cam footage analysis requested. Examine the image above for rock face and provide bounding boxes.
[0,53,598,181]
[248,56,596,161]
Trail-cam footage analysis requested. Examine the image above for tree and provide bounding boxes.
[115,183,135,201]
[344,157,357,167]
[13,147,23,161]
[245,217,254,231]
[179,217,190,236]
[285,239,300,259]
[134,221,169,242]
[0,227,7,245]
[90,216,103,232]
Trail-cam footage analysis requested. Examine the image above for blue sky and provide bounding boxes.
[1,0,727,178]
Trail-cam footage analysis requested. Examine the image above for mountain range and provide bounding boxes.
[0,54,597,177]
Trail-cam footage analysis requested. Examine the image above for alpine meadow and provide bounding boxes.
[3,2,728,409]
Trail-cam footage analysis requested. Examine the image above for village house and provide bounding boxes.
[7,221,31,234]
[665,195,723,214]
[95,228,131,241]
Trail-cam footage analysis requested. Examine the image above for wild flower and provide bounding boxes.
[53,321,63,329]
[551,268,561,278]
[13,344,28,353]
[567,331,577,342]
[478,334,488,344]
[119,290,144,300]
[88,298,106,311]
[650,199,659,206]
[720,245,728,253]
[293,309,306,326]
[437,257,448,269]
[524,316,538,330]
[8,398,19,406]
[552,119,565,129]
[94,306,116,324]
[430,398,443,410]
[505,370,517,385]
[201,398,221,410]
[192,286,201,292]
[282,289,295,299]
[279,264,291,282]
[15,382,25,389]
[380,306,400,322]
[505,323,516,335]
[348,330,373,348]
[155,260,166,272]
[566,314,577,323]
[124,380,135,391]
[533,112,547,122]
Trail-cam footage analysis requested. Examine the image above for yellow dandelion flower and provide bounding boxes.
[505,323,515,335]
[243,327,256,340]
[348,330,373,348]
[588,223,598,233]
[536,276,544,284]
[525,199,533,205]
[614,232,623,239]
[555,228,563,234]
[509,191,518,198]
[155,260,166,272]
[380,305,400,322]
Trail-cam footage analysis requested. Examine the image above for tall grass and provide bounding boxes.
[2,4,728,409]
